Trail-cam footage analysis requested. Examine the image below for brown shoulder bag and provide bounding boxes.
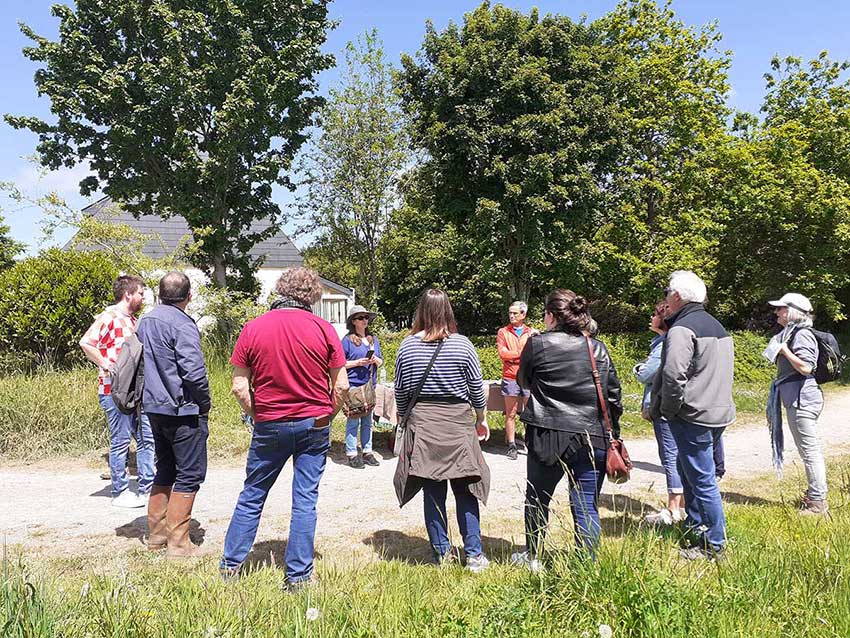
[585,336,632,484]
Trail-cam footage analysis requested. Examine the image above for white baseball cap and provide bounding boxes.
[768,293,813,313]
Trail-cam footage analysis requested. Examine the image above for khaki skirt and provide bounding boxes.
[393,402,491,508]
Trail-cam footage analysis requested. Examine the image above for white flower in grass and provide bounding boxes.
[598,624,613,638]
[80,582,90,598]
[306,607,320,622]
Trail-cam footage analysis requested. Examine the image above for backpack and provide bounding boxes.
[111,332,145,414]
[792,327,845,384]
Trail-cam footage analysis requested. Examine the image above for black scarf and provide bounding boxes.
[270,295,313,312]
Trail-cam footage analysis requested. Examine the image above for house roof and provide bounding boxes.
[319,277,354,297]
[66,196,304,269]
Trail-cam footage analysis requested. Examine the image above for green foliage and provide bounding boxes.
[297,30,408,307]
[0,249,117,366]
[0,212,24,270]
[6,0,334,289]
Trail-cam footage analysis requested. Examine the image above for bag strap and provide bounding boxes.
[585,335,614,441]
[399,337,446,425]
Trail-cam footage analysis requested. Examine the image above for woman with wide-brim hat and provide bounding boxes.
[341,305,383,468]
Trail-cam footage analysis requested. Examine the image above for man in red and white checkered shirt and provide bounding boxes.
[80,275,155,509]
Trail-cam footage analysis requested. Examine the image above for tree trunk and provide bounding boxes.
[212,252,227,288]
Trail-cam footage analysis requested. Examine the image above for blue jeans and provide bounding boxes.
[668,418,726,551]
[220,417,330,584]
[713,433,726,478]
[421,478,483,559]
[345,412,373,456]
[99,394,155,497]
[653,417,683,494]
[525,446,607,558]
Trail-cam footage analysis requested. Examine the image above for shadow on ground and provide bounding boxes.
[363,529,522,564]
[115,516,206,546]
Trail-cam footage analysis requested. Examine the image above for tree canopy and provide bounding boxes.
[6,0,334,290]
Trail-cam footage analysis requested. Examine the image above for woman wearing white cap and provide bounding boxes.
[766,293,827,515]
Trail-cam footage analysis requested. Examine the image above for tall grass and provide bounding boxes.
[3,461,849,637]
[0,330,793,460]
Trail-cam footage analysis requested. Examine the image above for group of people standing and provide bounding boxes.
[82,266,831,587]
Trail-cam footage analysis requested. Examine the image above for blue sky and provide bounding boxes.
[2,0,849,253]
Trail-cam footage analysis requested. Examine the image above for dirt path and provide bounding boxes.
[3,391,850,564]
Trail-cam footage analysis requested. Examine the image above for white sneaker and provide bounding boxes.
[643,508,674,526]
[510,551,543,574]
[466,554,490,574]
[111,490,147,509]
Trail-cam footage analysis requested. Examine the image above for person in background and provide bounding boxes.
[220,267,348,590]
[513,289,623,569]
[766,293,828,515]
[650,271,735,561]
[137,271,211,557]
[496,301,538,460]
[635,300,685,526]
[342,305,383,468]
[393,289,491,573]
[80,275,154,509]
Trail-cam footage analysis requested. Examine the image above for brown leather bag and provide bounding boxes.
[585,336,632,484]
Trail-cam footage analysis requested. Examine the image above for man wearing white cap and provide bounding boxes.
[767,292,828,515]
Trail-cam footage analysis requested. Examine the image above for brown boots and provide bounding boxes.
[147,485,172,551]
[146,487,200,557]
[165,491,199,557]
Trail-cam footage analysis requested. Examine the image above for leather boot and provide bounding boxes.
[146,485,171,551]
[165,491,199,558]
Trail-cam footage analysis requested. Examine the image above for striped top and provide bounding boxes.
[394,333,486,417]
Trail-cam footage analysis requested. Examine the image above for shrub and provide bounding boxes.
[0,249,117,367]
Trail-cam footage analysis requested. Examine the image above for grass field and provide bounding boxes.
[0,331,779,461]
[3,459,849,637]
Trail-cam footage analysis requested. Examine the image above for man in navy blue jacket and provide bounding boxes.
[137,271,211,557]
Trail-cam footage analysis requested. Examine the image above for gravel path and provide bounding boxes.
[3,390,849,564]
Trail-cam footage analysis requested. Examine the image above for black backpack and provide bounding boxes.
[792,327,845,384]
[111,332,145,414]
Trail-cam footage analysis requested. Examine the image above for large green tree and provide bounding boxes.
[298,30,408,306]
[398,2,618,305]
[6,0,333,290]
[0,212,24,271]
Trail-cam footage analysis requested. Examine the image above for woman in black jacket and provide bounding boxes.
[511,289,622,568]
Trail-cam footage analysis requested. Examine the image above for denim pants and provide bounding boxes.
[525,446,607,558]
[99,394,155,497]
[421,478,482,559]
[786,405,827,501]
[713,434,726,478]
[345,412,373,457]
[148,413,209,493]
[668,418,726,550]
[653,417,683,494]
[221,417,330,584]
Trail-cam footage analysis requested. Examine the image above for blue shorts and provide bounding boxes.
[501,379,530,398]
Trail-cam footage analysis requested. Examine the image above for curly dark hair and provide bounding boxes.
[275,267,323,306]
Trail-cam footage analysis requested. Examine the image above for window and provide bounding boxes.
[314,298,348,324]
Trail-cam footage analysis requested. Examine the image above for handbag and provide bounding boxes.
[585,335,632,483]
[346,381,377,418]
[390,338,445,456]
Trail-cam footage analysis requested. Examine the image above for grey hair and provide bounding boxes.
[786,307,814,327]
[510,301,528,313]
[668,270,707,304]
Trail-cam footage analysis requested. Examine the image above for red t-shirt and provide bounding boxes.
[231,308,346,422]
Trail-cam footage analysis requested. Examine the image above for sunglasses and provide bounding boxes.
[352,315,370,321]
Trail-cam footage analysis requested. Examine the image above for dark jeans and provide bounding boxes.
[668,418,726,551]
[525,445,607,558]
[421,478,482,559]
[148,413,209,493]
[713,433,726,478]
[220,417,330,584]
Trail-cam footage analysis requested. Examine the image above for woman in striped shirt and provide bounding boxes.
[392,289,492,573]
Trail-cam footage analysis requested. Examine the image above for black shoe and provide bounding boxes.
[348,455,365,469]
[506,444,518,461]
[362,453,380,466]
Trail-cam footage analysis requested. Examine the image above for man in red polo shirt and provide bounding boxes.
[220,267,348,590]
